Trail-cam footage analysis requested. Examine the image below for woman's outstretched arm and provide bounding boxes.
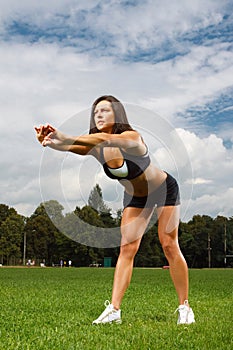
[44,127,144,150]
[35,124,146,155]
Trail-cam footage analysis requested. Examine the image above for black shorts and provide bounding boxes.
[123,173,180,209]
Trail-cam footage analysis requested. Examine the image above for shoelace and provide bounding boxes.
[104,300,111,308]
[174,300,189,314]
[96,300,114,322]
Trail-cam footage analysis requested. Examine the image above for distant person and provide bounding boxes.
[35,95,195,325]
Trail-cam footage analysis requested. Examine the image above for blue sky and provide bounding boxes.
[0,0,232,222]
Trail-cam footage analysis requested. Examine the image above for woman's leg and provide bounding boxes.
[157,205,189,305]
[111,207,154,309]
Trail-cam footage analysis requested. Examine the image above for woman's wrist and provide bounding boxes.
[60,135,76,145]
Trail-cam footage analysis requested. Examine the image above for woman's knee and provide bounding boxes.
[160,236,180,260]
[120,240,140,260]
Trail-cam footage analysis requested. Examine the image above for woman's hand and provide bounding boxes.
[34,124,55,144]
[34,124,94,155]
[34,124,71,151]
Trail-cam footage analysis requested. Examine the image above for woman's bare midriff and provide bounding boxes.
[119,164,167,197]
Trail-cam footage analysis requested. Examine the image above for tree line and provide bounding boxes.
[0,184,232,268]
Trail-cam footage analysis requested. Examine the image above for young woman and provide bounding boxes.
[35,95,195,325]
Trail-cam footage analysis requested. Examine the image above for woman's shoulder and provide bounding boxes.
[120,131,148,156]
[120,129,141,139]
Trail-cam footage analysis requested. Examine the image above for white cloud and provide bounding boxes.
[0,0,230,59]
[153,126,233,220]
[219,106,233,113]
[173,129,233,220]
[184,187,233,219]
[142,43,233,124]
[217,122,233,144]
[175,129,232,183]
[186,178,213,185]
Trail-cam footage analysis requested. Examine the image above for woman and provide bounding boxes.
[35,95,195,325]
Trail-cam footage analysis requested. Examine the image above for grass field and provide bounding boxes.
[0,267,232,350]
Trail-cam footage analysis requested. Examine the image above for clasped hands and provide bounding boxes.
[34,124,72,149]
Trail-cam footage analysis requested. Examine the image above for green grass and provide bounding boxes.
[0,267,232,350]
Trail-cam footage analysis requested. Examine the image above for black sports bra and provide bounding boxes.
[99,146,151,180]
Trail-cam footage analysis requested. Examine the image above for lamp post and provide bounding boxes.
[207,232,211,268]
[23,230,26,266]
[224,221,227,267]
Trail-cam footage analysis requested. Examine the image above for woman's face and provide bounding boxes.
[94,100,115,133]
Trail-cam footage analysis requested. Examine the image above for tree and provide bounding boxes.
[226,217,233,267]
[0,213,25,265]
[0,204,17,226]
[181,215,214,268]
[212,216,229,267]
[179,222,196,268]
[1,196,232,268]
[43,200,64,227]
[25,202,63,265]
[88,184,110,214]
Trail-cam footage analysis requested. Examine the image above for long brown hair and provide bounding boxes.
[89,95,134,134]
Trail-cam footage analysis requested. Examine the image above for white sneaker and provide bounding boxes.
[176,301,195,325]
[92,300,122,325]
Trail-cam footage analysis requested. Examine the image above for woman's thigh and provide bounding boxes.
[120,206,154,246]
[156,205,180,243]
